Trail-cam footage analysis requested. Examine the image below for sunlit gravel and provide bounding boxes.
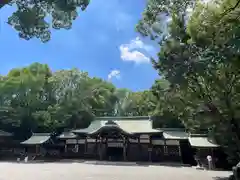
[0,162,232,180]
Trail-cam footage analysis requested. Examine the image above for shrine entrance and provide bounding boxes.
[105,135,125,161]
[106,146,123,161]
[97,121,128,161]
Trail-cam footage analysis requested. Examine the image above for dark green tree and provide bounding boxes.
[2,0,90,42]
[137,0,240,164]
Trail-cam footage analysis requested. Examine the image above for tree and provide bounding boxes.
[47,69,98,129]
[111,88,157,117]
[150,79,185,129]
[2,0,90,42]
[87,77,118,117]
[0,63,53,138]
[137,0,240,164]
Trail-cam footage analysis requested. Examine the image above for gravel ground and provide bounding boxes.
[0,162,232,180]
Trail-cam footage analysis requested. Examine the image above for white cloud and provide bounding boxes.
[119,46,150,63]
[108,70,121,80]
[119,37,154,64]
[128,37,154,51]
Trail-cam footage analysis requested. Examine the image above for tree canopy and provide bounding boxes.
[0,63,180,140]
[1,0,90,42]
[137,0,240,164]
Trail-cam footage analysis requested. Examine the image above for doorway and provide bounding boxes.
[106,147,123,161]
[180,140,196,165]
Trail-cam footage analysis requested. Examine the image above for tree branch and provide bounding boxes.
[221,0,240,18]
[0,0,11,9]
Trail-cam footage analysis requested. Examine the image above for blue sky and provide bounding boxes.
[0,0,159,91]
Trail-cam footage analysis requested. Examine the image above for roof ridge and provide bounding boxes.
[160,128,186,131]
[95,116,151,120]
[33,133,51,136]
[189,133,208,137]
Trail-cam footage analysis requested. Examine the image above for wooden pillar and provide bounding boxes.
[106,137,108,150]
[76,138,79,153]
[100,137,103,160]
[35,145,38,154]
[64,142,67,153]
[211,148,214,157]
[99,137,103,160]
[211,148,215,169]
[123,137,127,161]
[138,136,141,161]
[106,137,109,161]
[178,142,183,163]
[84,137,87,154]
[95,136,98,158]
[164,140,168,161]
[149,136,152,162]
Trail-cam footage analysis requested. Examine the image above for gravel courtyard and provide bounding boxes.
[0,162,232,180]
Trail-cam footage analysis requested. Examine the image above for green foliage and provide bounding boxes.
[137,0,240,164]
[4,0,90,42]
[0,63,176,139]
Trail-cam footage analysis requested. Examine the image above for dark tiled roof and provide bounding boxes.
[21,133,51,145]
[188,136,219,148]
[72,116,161,135]
[163,131,188,140]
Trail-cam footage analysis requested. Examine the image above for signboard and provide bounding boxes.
[108,142,123,147]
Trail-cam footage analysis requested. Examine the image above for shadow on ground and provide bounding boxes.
[0,159,189,167]
[213,175,232,180]
[0,159,85,164]
[85,161,189,168]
